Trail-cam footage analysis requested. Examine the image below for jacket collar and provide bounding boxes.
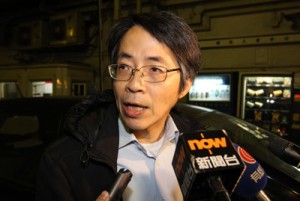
[64,89,202,170]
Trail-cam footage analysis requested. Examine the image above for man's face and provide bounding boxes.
[113,26,191,141]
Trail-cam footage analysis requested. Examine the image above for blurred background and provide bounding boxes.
[0,0,299,145]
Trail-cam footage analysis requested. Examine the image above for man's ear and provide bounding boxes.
[179,79,192,99]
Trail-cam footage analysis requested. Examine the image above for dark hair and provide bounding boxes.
[108,11,201,92]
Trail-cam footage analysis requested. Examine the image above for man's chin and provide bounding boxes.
[120,117,146,133]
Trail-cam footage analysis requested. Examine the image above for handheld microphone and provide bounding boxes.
[268,137,300,168]
[172,130,245,201]
[109,168,132,201]
[233,143,269,200]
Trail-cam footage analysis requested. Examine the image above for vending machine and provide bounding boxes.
[188,72,238,115]
[240,74,293,138]
[291,72,300,144]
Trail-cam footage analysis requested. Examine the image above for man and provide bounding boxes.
[36,11,201,201]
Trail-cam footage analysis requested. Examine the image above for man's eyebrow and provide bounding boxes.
[117,53,167,63]
[147,56,161,62]
[118,52,132,59]
[147,56,171,66]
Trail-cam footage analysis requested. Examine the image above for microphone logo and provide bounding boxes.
[236,146,256,164]
[187,132,227,155]
[233,143,268,198]
[172,130,245,200]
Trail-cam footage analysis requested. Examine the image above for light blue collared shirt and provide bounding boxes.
[117,116,183,201]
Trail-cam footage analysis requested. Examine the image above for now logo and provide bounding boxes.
[187,133,227,154]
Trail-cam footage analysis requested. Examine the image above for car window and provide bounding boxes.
[0,115,39,135]
[0,115,43,149]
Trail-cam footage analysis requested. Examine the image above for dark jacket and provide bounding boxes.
[35,90,203,201]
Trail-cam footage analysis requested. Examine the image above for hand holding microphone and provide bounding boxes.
[109,168,132,201]
[96,168,132,201]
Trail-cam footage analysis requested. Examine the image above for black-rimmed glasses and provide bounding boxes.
[108,64,181,83]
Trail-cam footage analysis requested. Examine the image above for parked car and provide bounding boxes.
[0,97,81,201]
[175,103,300,201]
[0,97,299,200]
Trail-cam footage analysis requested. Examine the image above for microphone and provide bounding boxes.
[172,130,245,201]
[268,137,300,168]
[109,168,133,201]
[232,143,269,201]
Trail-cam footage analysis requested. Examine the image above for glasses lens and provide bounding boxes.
[142,66,167,82]
[109,64,132,81]
[108,65,171,82]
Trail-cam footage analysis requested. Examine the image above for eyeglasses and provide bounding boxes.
[108,64,181,83]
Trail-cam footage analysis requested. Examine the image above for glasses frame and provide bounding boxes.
[108,64,181,83]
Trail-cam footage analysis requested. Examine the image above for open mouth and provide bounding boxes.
[124,102,148,111]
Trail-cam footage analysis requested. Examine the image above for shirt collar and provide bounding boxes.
[118,118,136,149]
[164,115,180,143]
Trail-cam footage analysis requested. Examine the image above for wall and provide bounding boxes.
[0,63,94,97]
[0,0,299,91]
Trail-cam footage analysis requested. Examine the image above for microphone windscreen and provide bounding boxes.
[233,144,268,198]
[172,130,245,200]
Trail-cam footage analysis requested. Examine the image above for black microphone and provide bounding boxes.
[233,143,269,201]
[109,168,133,201]
[268,137,300,168]
[172,130,245,201]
